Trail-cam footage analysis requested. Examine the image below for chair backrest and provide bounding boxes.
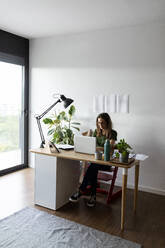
[97,169,114,181]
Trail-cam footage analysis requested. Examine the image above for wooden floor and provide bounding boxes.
[0,168,165,248]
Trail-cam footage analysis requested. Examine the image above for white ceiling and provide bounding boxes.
[0,0,165,39]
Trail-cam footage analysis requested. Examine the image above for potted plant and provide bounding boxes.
[116,139,132,163]
[43,105,80,145]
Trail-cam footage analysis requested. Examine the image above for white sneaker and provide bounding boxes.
[87,195,96,207]
[69,191,82,202]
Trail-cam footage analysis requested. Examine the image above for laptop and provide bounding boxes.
[74,135,96,155]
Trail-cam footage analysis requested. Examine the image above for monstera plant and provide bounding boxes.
[43,105,80,145]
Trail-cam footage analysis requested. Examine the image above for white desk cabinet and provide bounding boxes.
[35,153,80,210]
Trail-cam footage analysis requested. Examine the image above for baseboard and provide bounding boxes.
[115,181,165,196]
[28,164,34,169]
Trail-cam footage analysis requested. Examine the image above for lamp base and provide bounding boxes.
[48,141,60,153]
[40,142,45,148]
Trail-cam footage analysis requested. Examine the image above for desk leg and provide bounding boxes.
[121,168,128,231]
[134,161,140,213]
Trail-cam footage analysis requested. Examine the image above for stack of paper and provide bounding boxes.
[116,94,129,113]
[135,154,149,161]
[56,144,74,150]
[104,94,116,113]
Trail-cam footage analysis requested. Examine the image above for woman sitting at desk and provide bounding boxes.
[69,112,117,207]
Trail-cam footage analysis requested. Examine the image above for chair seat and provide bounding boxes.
[97,171,113,181]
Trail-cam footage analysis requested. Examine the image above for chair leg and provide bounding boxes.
[106,167,122,204]
[83,165,122,204]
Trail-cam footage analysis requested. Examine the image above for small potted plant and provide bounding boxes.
[116,139,132,163]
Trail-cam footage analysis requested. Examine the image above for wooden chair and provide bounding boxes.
[97,167,122,204]
[80,130,121,204]
[80,161,122,204]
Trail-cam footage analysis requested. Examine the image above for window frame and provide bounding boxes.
[0,30,29,176]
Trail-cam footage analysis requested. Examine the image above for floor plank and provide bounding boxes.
[0,168,165,248]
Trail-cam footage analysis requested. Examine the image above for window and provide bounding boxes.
[0,30,29,175]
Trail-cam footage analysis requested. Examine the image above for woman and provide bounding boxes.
[69,113,117,207]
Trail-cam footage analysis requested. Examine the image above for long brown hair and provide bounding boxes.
[96,113,112,138]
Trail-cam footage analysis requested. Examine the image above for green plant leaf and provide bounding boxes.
[58,111,66,120]
[65,128,73,137]
[43,118,54,124]
[116,138,132,153]
[53,119,61,125]
[71,122,80,125]
[47,128,55,135]
[68,105,75,116]
[71,126,80,131]
[63,116,69,121]
[115,152,120,158]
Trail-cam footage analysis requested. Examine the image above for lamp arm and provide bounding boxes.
[35,98,61,148]
[36,118,45,148]
[37,99,61,119]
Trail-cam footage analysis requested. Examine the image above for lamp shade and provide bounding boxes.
[60,95,74,108]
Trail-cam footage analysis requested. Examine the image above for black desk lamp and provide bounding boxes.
[35,94,73,148]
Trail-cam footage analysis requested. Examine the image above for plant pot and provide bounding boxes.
[119,151,129,163]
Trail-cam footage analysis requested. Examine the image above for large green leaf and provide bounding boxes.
[53,119,61,125]
[65,128,73,138]
[47,128,55,135]
[71,126,80,131]
[68,105,75,116]
[43,118,54,124]
[58,130,64,139]
[58,111,66,120]
[52,130,64,143]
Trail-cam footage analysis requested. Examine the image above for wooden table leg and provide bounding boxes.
[134,161,140,213]
[121,168,128,231]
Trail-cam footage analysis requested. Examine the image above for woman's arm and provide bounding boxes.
[82,129,93,137]
[110,139,115,147]
[110,139,116,155]
[96,146,104,152]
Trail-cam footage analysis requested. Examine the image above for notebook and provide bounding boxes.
[56,144,74,150]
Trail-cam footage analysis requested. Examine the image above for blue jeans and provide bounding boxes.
[79,163,111,196]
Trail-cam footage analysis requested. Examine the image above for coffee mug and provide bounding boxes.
[95,151,102,160]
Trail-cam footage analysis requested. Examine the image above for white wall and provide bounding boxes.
[29,24,165,195]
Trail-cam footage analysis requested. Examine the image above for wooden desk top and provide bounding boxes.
[30,148,137,169]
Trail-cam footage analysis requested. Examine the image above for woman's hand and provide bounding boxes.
[82,129,93,137]
[96,146,104,152]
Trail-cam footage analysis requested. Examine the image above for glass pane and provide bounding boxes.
[0,61,24,170]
